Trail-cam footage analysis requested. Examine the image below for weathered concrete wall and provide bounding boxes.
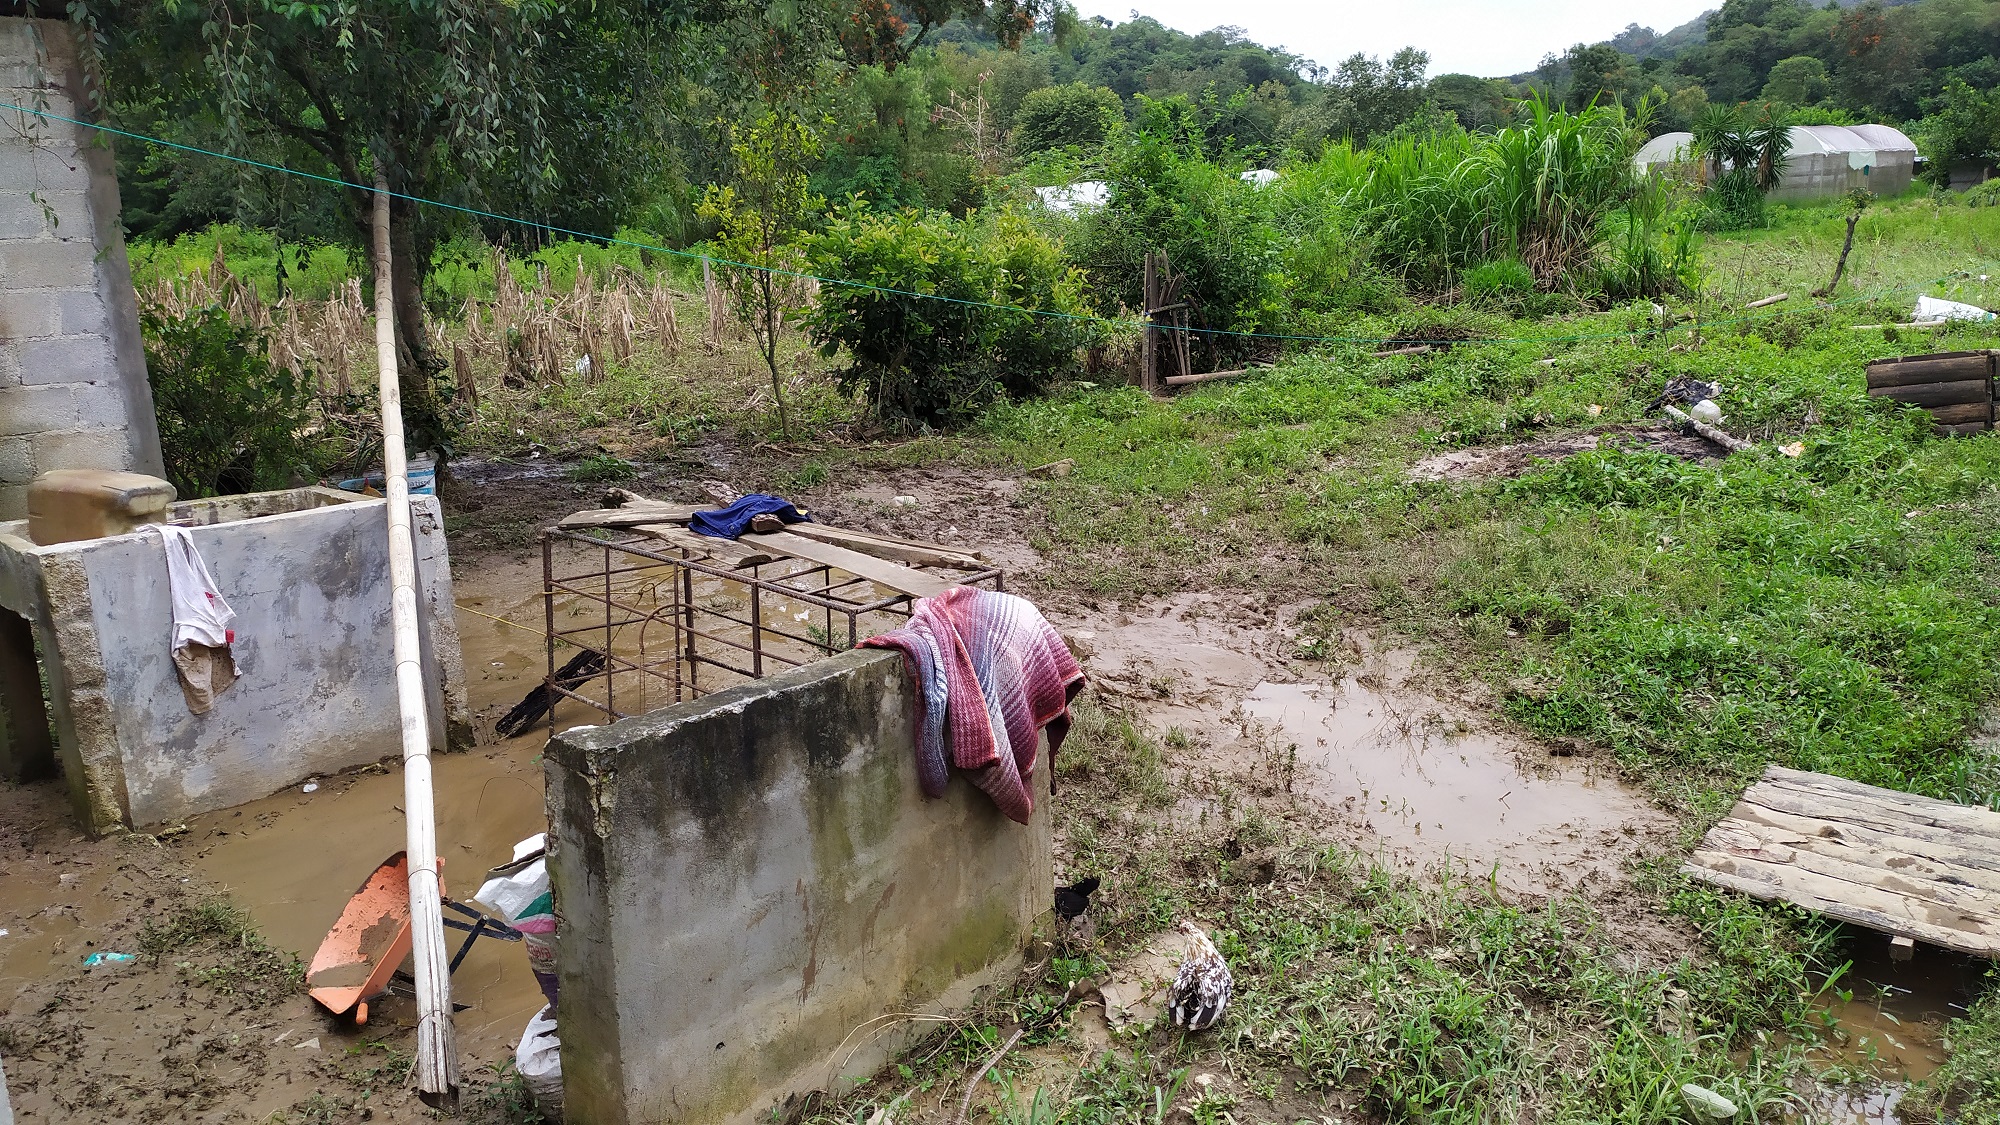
[0,17,164,519]
[0,487,471,830]
[547,648,1053,1125]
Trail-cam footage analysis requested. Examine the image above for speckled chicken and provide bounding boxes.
[1167,920,1231,1032]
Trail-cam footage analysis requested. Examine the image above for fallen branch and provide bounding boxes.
[1663,404,1754,454]
[1370,345,1432,358]
[1745,293,1789,310]
[1850,321,1947,331]
[953,1028,1024,1125]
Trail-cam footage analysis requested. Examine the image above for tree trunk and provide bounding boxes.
[759,271,794,439]
[1815,212,1862,298]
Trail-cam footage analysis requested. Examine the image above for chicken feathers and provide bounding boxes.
[1167,920,1231,1032]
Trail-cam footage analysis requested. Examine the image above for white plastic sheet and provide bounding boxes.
[1916,295,1994,322]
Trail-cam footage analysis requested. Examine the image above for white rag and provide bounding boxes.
[155,525,240,713]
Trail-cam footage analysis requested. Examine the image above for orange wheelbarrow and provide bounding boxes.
[306,852,522,1025]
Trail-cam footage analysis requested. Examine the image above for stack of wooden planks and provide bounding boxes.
[1684,765,2000,957]
[1865,350,1997,436]
[556,489,990,599]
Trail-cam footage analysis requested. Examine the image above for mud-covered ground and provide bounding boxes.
[0,446,1978,1123]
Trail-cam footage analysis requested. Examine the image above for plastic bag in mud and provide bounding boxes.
[516,1003,562,1121]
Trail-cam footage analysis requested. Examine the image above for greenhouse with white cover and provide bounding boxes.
[1634,124,1918,202]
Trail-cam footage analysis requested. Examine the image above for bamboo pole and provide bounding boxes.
[370,169,460,1105]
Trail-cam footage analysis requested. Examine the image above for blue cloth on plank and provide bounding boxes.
[690,494,812,539]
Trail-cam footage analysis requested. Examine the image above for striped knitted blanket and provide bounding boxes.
[863,587,1086,824]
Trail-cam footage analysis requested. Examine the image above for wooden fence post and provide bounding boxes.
[1141,252,1159,394]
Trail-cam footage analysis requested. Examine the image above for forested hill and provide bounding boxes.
[1565,0,1982,120]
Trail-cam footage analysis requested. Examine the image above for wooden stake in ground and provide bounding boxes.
[370,168,460,1106]
[1815,191,1871,298]
[1141,252,1159,395]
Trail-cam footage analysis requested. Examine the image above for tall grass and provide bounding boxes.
[1285,95,1687,299]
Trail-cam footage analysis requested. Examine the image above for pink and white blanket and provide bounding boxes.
[863,587,1086,824]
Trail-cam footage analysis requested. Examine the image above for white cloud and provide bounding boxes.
[1067,1,1720,78]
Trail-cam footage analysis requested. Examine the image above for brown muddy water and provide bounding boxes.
[1797,936,1987,1122]
[1235,648,1675,895]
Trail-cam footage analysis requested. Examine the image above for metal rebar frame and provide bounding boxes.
[539,527,1004,729]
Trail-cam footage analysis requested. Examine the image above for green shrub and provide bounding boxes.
[1069,131,1281,366]
[1964,178,2000,208]
[1703,168,1768,232]
[1462,259,1536,305]
[806,203,1095,425]
[143,305,325,498]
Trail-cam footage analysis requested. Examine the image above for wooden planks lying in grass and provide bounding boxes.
[1683,765,2000,957]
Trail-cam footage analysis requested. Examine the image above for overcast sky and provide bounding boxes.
[1069,2,1721,78]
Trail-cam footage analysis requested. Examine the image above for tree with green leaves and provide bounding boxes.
[699,111,826,440]
[1748,104,1794,192]
[92,0,717,453]
[1011,82,1122,155]
[1690,104,1754,185]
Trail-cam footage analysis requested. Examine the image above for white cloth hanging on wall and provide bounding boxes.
[155,524,241,714]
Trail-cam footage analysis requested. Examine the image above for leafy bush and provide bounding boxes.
[143,305,324,498]
[806,203,1095,425]
[1703,168,1768,232]
[1011,83,1123,156]
[1964,178,2000,208]
[1462,259,1536,305]
[1069,127,1281,366]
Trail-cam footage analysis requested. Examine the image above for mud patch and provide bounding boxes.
[1408,425,1720,482]
[1234,648,1673,896]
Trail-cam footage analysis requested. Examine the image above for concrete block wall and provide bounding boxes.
[546,648,1054,1125]
[0,17,163,518]
[0,488,471,831]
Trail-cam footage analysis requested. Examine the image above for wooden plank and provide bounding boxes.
[1682,862,2000,957]
[629,524,782,568]
[558,504,704,529]
[1745,780,2000,845]
[1929,400,1995,426]
[1685,849,1998,942]
[780,523,988,570]
[1165,367,1255,387]
[1726,800,2000,878]
[1863,351,1992,389]
[1867,378,1992,408]
[1697,819,2000,902]
[739,530,956,598]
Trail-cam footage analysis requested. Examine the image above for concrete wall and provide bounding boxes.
[546,648,1053,1125]
[1769,152,1915,203]
[0,17,164,519]
[0,487,471,830]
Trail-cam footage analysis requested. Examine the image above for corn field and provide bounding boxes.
[135,243,789,419]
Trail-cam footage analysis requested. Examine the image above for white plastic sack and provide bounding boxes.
[516,1003,562,1121]
[1916,295,1994,322]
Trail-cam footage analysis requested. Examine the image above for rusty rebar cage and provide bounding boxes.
[538,528,1003,728]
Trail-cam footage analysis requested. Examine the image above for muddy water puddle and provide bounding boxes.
[1794,937,1986,1122]
[1236,650,1672,893]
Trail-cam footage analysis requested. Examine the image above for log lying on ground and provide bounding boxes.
[1850,321,1947,331]
[1370,345,1432,358]
[1164,367,1258,387]
[1745,293,1789,310]
[1663,404,1754,454]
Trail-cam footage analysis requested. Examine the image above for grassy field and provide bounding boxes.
[764,197,2000,1124]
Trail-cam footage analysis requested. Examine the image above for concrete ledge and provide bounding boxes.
[548,648,1053,1125]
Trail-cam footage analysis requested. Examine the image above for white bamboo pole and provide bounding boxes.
[371,168,460,1104]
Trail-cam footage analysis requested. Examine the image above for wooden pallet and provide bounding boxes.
[1683,765,2000,957]
[1865,350,1997,436]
